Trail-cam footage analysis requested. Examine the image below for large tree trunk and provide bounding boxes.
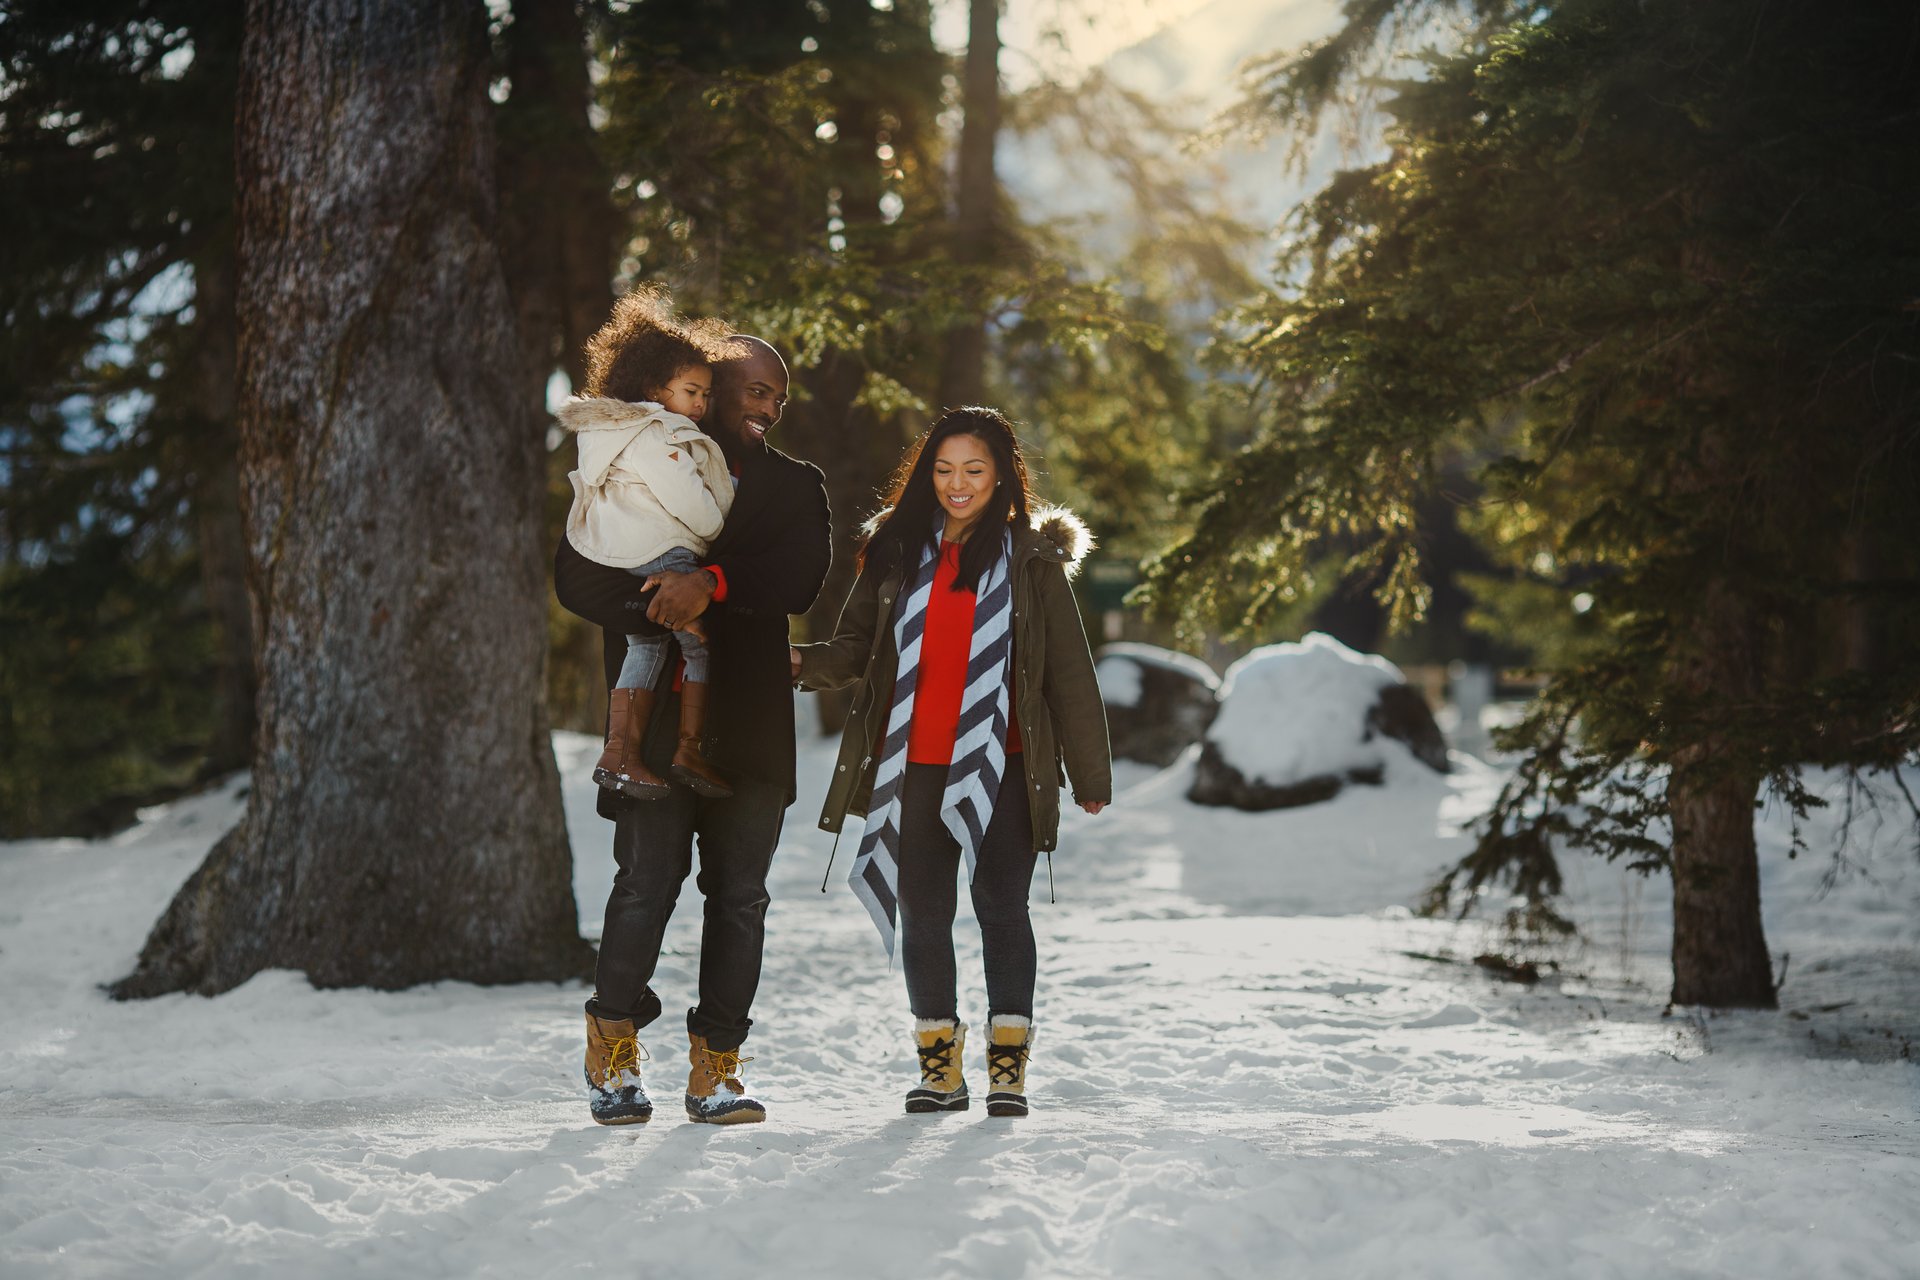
[1667,755,1773,1007]
[113,0,590,999]
[188,251,256,778]
[936,0,1000,409]
[1659,208,1774,1006]
[1664,574,1775,1008]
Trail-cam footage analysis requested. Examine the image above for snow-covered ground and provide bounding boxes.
[3,731,1917,1279]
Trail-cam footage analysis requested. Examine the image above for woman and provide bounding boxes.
[792,406,1111,1118]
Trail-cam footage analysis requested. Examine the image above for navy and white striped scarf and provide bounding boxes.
[849,524,1016,956]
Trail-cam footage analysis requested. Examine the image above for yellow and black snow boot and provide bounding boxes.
[584,1009,653,1125]
[906,1019,970,1113]
[685,1032,766,1124]
[984,1015,1032,1117]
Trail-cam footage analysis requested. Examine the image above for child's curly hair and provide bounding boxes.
[581,284,733,403]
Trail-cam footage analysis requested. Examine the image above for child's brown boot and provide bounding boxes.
[669,680,733,797]
[594,687,670,800]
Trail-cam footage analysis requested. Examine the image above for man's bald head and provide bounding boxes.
[708,335,790,459]
[723,334,785,366]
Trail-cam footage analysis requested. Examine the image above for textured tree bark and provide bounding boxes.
[1665,573,1776,1009]
[936,0,1000,409]
[113,0,591,998]
[1652,211,1775,1008]
[1667,754,1774,1007]
[187,252,256,779]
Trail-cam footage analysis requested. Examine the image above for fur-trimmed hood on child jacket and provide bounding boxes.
[794,502,1112,853]
[560,396,735,569]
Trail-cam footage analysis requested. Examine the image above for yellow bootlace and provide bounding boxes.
[605,1034,649,1082]
[703,1048,753,1083]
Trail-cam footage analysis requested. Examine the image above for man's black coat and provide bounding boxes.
[553,440,832,819]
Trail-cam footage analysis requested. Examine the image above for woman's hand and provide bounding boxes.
[1078,800,1106,815]
[790,646,802,681]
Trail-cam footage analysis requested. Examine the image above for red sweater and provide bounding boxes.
[907,541,1022,765]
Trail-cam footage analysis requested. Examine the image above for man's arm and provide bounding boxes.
[554,537,669,637]
[644,466,833,625]
[712,466,831,616]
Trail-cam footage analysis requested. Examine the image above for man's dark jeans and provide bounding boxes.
[589,776,786,1053]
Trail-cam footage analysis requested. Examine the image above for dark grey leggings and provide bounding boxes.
[895,755,1039,1022]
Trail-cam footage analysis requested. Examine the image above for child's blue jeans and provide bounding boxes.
[616,547,709,688]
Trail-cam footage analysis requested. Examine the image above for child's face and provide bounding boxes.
[655,365,712,423]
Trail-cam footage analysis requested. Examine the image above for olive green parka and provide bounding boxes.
[794,505,1112,852]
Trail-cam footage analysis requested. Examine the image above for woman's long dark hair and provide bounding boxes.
[862,406,1035,592]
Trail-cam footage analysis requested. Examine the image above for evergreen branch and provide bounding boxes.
[1497,338,1607,400]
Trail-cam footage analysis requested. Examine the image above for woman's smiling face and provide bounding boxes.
[931,432,996,534]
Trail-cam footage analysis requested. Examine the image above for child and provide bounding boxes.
[560,286,735,801]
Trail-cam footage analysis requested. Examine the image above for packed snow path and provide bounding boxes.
[3,734,1916,1278]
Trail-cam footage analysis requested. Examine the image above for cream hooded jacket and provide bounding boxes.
[561,396,735,568]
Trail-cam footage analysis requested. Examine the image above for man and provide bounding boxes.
[554,335,831,1125]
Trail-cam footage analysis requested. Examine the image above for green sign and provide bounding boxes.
[1085,559,1137,613]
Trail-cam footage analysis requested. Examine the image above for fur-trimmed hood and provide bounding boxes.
[1025,504,1094,579]
[556,394,703,440]
[558,394,719,491]
[857,503,1095,579]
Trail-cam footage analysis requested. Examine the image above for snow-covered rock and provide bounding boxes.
[1096,643,1221,766]
[1189,632,1448,809]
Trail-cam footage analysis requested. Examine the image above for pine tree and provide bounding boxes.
[1142,0,1920,1006]
[112,0,590,997]
[0,1,252,836]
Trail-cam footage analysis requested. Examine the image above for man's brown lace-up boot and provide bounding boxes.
[584,1009,652,1125]
[684,1032,766,1124]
